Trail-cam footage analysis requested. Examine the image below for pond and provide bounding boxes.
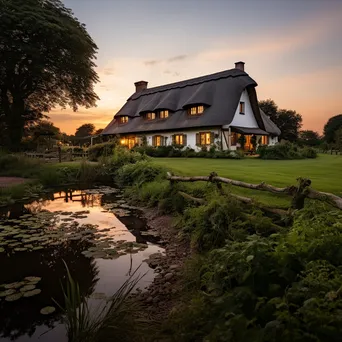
[0,187,163,341]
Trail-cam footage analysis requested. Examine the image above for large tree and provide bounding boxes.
[75,123,95,137]
[298,130,321,147]
[259,99,303,142]
[0,0,99,149]
[323,114,342,143]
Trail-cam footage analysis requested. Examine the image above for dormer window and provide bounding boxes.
[188,105,204,116]
[146,112,156,120]
[159,110,169,119]
[119,116,128,124]
[239,102,245,114]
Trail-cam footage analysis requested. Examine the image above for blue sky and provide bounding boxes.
[53,0,342,134]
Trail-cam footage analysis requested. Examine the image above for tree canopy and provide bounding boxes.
[323,114,342,143]
[259,99,303,142]
[0,0,99,149]
[298,130,321,147]
[75,123,96,137]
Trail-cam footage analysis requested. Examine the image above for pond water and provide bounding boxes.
[0,187,163,341]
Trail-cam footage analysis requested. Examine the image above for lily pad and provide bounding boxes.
[0,247,4,253]
[40,306,56,315]
[23,289,41,297]
[5,293,23,301]
[24,276,41,283]
[20,284,36,292]
[14,247,27,252]
[4,282,26,289]
[0,289,16,297]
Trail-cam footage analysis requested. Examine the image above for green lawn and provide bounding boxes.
[153,154,342,207]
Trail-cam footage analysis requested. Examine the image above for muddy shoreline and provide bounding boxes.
[135,207,190,329]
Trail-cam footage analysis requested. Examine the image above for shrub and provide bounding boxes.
[88,140,118,161]
[116,161,166,187]
[257,142,317,160]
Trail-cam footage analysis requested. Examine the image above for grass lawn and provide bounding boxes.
[152,154,342,207]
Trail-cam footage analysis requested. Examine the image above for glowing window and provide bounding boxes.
[119,116,128,124]
[174,134,184,145]
[200,132,211,145]
[159,110,169,119]
[188,105,204,115]
[146,112,156,120]
[239,102,245,114]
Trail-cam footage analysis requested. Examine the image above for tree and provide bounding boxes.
[95,128,103,135]
[0,0,99,149]
[259,99,278,123]
[30,120,61,139]
[298,130,321,147]
[334,128,342,151]
[75,123,95,137]
[276,109,302,142]
[323,114,342,143]
[259,99,303,142]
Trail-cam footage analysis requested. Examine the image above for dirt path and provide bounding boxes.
[0,177,29,188]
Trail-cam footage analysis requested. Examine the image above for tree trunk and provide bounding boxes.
[6,97,25,150]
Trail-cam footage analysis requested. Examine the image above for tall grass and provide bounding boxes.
[57,262,146,342]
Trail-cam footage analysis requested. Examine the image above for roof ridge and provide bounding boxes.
[130,68,248,100]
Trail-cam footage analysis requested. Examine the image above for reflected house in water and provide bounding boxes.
[102,61,281,152]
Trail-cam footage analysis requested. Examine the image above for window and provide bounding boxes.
[196,132,213,146]
[231,132,238,146]
[119,116,128,124]
[120,136,137,149]
[159,110,169,119]
[261,135,269,145]
[188,105,204,116]
[239,102,245,114]
[146,112,156,120]
[174,134,184,145]
[152,135,164,147]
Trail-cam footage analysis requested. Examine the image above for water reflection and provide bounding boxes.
[0,188,163,341]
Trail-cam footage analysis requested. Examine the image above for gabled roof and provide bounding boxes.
[260,110,281,136]
[102,68,279,135]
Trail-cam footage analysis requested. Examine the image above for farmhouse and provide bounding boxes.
[102,62,280,151]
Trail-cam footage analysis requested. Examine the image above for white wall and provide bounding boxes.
[269,136,278,145]
[228,90,259,128]
[143,128,220,151]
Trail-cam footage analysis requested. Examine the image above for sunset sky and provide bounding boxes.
[53,0,342,135]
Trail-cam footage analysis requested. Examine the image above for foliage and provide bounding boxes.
[132,145,243,159]
[334,128,342,150]
[57,261,145,342]
[298,130,321,147]
[257,142,317,160]
[116,161,167,187]
[75,123,96,138]
[0,0,99,148]
[259,99,303,142]
[167,204,342,341]
[88,140,119,161]
[323,114,342,143]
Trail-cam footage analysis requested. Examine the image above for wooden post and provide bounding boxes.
[291,178,311,210]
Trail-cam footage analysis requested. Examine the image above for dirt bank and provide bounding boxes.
[0,177,29,188]
[135,208,190,338]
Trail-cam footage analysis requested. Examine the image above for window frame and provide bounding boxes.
[239,102,245,115]
[119,116,129,124]
[145,112,156,120]
[174,134,184,146]
[188,105,205,116]
[159,110,169,119]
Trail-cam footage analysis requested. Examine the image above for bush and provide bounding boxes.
[167,204,342,341]
[0,152,41,177]
[116,161,167,187]
[257,142,317,160]
[88,141,118,161]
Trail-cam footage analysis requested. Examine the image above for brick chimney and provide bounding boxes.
[134,80,148,92]
[234,61,245,71]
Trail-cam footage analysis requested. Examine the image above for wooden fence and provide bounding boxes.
[25,148,88,162]
[166,172,342,211]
